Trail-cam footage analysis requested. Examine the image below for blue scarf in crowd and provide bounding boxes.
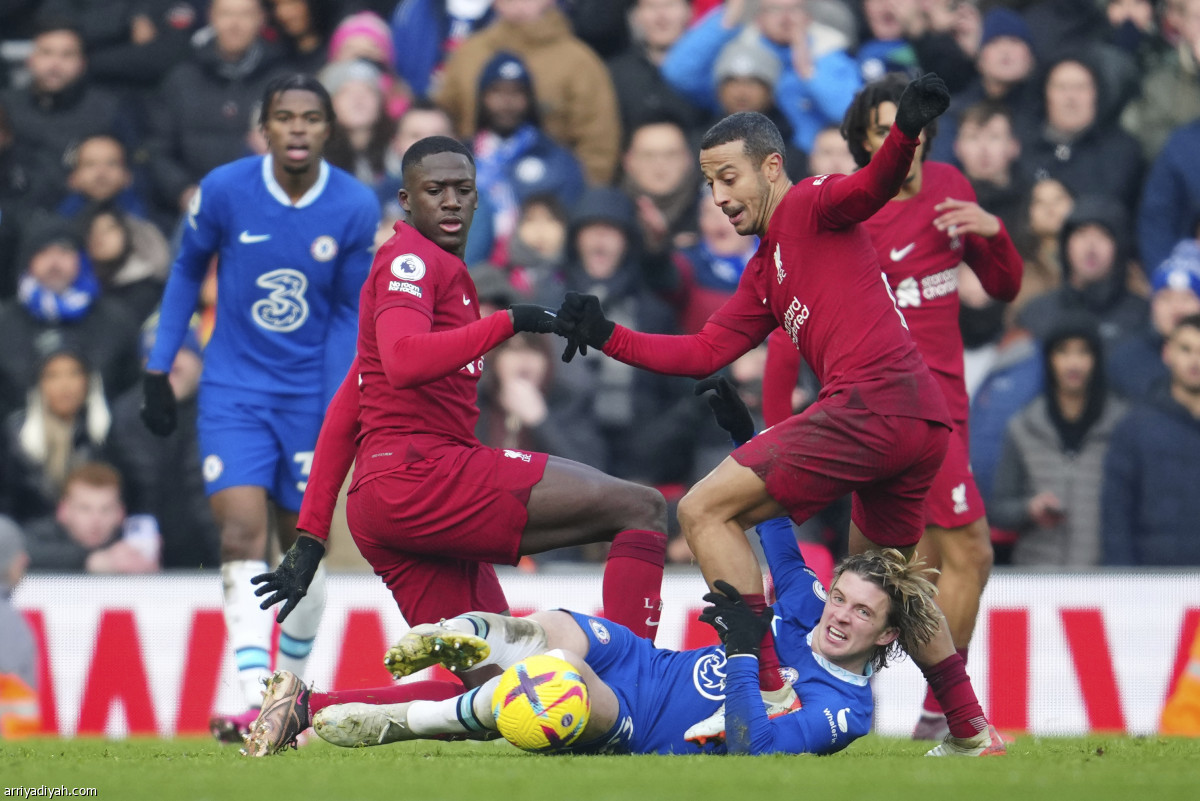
[18,255,101,323]
[474,124,539,243]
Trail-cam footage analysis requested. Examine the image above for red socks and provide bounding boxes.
[744,592,786,692]
[308,680,463,717]
[922,652,987,739]
[922,647,968,716]
[602,530,667,641]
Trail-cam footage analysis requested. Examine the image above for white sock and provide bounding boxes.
[277,563,326,679]
[406,676,502,737]
[222,560,273,710]
[446,613,548,670]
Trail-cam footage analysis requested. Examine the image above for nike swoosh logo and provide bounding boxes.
[889,242,915,261]
[645,617,660,627]
[239,231,271,244]
[462,294,471,305]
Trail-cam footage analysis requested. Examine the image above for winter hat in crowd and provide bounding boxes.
[714,37,783,89]
[318,58,384,96]
[478,52,534,93]
[17,213,83,273]
[980,8,1034,51]
[329,11,395,66]
[1152,240,1200,299]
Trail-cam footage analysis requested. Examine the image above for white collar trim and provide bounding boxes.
[806,630,872,686]
[262,155,329,208]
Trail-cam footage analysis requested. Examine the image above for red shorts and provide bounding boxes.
[733,397,949,549]
[346,443,548,625]
[922,429,985,529]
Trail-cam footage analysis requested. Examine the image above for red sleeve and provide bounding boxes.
[379,307,514,388]
[297,360,361,540]
[602,284,775,377]
[762,328,801,427]
[812,128,919,229]
[964,221,1024,302]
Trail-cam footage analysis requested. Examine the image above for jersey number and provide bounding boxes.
[253,268,310,332]
[880,272,909,330]
[294,450,314,493]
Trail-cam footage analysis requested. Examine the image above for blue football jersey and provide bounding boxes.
[148,156,379,410]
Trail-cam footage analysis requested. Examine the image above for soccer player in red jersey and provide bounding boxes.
[242,136,669,756]
[555,75,1003,756]
[762,75,1023,741]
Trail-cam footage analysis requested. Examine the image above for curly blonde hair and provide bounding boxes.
[832,549,941,672]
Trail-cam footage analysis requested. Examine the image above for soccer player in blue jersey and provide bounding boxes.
[300,379,943,756]
[140,73,380,742]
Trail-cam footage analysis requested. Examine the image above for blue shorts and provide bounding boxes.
[564,611,725,755]
[196,388,323,512]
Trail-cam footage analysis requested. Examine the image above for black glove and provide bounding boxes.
[554,292,615,363]
[252,536,325,623]
[894,73,951,138]
[509,304,558,334]
[698,580,774,657]
[140,371,177,437]
[695,376,754,446]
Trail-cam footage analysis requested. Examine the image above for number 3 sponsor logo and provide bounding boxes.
[253,268,310,332]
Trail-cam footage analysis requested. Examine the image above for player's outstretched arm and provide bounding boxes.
[816,74,950,228]
[297,359,362,541]
[378,307,516,389]
[553,291,770,377]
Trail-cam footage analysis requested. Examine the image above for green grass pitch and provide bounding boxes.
[3,735,1198,801]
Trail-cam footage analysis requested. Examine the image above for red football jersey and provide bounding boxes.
[863,162,1022,426]
[353,221,486,482]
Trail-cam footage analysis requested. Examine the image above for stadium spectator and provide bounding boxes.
[954,101,1030,236]
[436,0,622,184]
[37,0,203,98]
[505,195,569,298]
[805,124,855,176]
[377,100,456,216]
[0,105,38,301]
[267,0,338,76]
[0,214,140,420]
[621,116,701,251]
[929,8,1040,164]
[106,317,218,570]
[646,190,756,335]
[1,343,110,524]
[327,11,412,120]
[1108,241,1200,401]
[390,0,494,99]
[0,515,38,739]
[470,52,586,263]
[709,36,807,180]
[607,0,706,135]
[0,18,132,212]
[1021,55,1143,214]
[536,187,695,485]
[1013,176,1072,314]
[318,59,397,191]
[1017,196,1148,345]
[991,313,1126,567]
[1138,118,1200,273]
[56,134,151,223]
[475,332,604,468]
[1023,0,1110,65]
[893,0,980,95]
[145,0,285,218]
[1102,314,1200,566]
[23,462,158,574]
[661,0,860,153]
[857,0,921,82]
[78,201,169,325]
[1120,0,1200,160]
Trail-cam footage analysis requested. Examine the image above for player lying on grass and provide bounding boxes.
[243,379,940,756]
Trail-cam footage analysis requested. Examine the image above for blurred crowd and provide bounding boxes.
[0,0,1199,577]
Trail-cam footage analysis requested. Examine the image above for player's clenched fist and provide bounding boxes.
[894,73,950,138]
[553,292,615,362]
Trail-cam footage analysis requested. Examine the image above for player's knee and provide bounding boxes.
[615,483,667,534]
[676,488,714,536]
[219,520,267,561]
